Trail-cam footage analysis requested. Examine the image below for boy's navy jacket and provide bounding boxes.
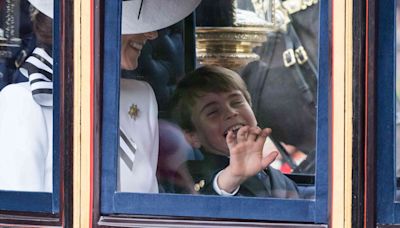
[179,151,299,198]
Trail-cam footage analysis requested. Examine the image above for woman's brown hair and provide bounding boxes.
[31,9,52,47]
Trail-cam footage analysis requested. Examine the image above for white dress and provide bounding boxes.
[0,82,53,192]
[118,78,159,193]
[0,78,159,193]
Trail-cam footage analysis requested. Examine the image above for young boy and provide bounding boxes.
[170,65,299,198]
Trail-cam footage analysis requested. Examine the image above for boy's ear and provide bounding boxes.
[183,131,201,149]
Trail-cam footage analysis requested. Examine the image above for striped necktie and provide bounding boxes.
[19,47,53,107]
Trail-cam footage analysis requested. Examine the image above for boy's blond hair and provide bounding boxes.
[170,65,251,131]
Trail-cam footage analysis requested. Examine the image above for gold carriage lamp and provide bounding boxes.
[0,0,22,59]
[195,0,278,71]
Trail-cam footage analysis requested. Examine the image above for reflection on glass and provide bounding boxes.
[0,0,53,192]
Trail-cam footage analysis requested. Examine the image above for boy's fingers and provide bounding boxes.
[261,151,279,169]
[259,128,272,138]
[236,126,250,143]
[255,128,271,146]
[226,130,236,149]
[248,126,262,141]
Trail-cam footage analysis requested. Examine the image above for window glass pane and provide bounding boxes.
[102,0,328,222]
[157,0,318,199]
[0,0,54,193]
[0,0,61,217]
[0,1,64,216]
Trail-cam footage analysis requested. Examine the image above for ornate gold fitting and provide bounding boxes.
[295,46,309,64]
[196,27,271,70]
[283,48,296,67]
[282,0,303,14]
[195,0,277,71]
[282,0,319,15]
[302,0,314,8]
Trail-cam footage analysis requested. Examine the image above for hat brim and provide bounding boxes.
[28,0,53,18]
[27,0,201,34]
[122,0,201,34]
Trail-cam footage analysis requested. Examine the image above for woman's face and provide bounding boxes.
[120,31,158,70]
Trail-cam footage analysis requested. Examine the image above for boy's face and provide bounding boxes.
[188,90,257,156]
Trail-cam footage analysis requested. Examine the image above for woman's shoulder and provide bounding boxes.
[120,78,151,90]
[0,82,31,96]
[0,82,41,111]
[120,78,156,98]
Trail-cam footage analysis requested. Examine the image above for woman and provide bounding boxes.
[0,0,201,192]
[117,0,201,193]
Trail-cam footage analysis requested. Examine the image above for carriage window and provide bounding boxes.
[101,0,328,223]
[0,0,61,213]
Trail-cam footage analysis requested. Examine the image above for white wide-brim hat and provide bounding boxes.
[122,0,201,34]
[28,0,201,34]
[28,0,53,18]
